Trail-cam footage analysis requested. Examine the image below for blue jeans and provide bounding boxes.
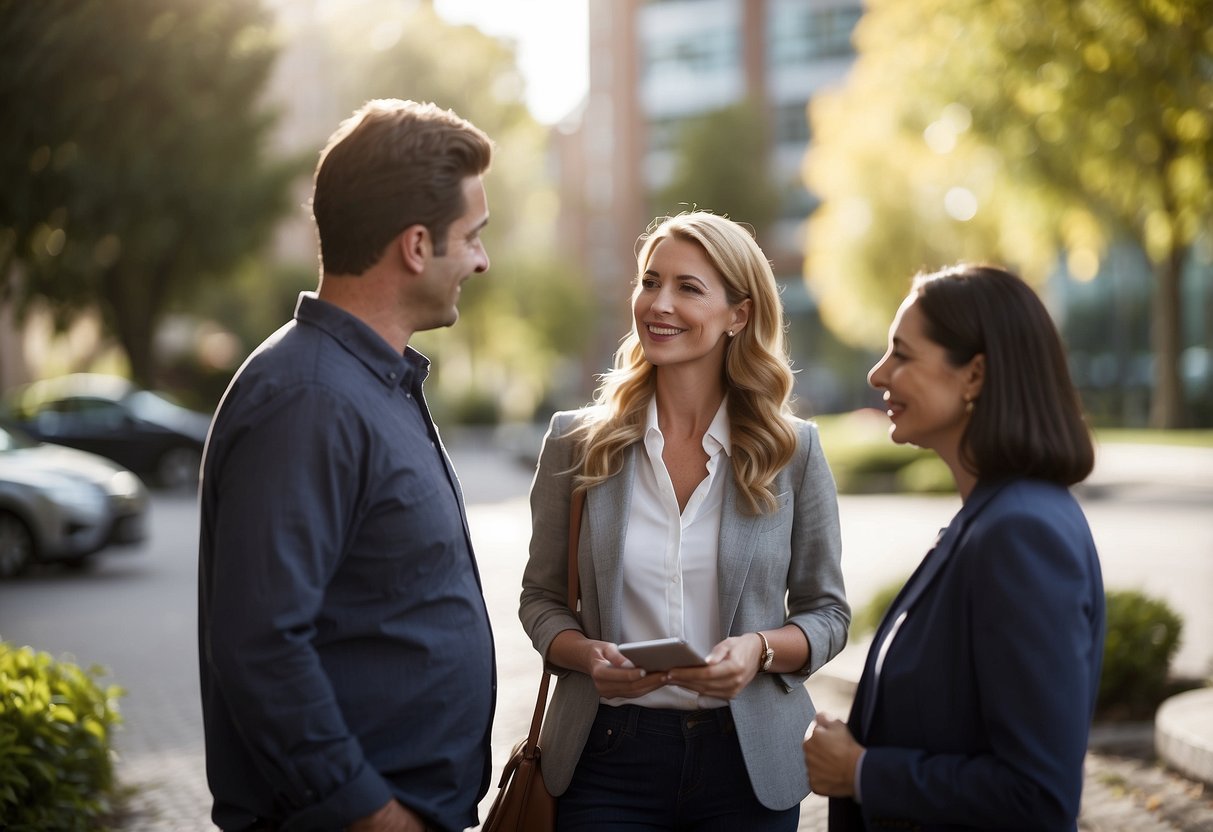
[556,704,800,831]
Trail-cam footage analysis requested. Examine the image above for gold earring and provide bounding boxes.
[964,395,975,414]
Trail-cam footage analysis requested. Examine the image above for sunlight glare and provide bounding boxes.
[434,0,589,124]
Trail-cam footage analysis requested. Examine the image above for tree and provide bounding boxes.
[652,100,782,242]
[0,0,298,386]
[804,0,1212,427]
[312,1,594,419]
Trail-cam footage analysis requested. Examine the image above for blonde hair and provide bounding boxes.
[573,212,797,515]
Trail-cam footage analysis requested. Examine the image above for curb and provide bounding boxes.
[1156,687,1213,787]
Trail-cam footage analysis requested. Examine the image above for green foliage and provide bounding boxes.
[851,577,909,638]
[850,585,1186,722]
[803,0,1213,426]
[1099,589,1184,719]
[0,642,124,830]
[652,100,782,237]
[310,1,594,415]
[814,410,955,494]
[0,0,300,385]
[895,455,957,493]
[1095,428,1213,448]
[447,388,501,426]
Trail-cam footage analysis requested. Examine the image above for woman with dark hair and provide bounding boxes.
[803,264,1105,831]
[521,212,850,830]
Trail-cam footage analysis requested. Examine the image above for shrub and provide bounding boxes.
[848,585,1186,720]
[1098,590,1183,719]
[814,411,954,494]
[0,642,125,830]
[894,456,955,493]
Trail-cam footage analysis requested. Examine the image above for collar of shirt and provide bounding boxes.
[294,291,427,392]
[642,396,732,459]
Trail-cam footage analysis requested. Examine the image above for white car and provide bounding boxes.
[0,423,148,578]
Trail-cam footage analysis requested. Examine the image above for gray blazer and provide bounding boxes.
[519,408,850,810]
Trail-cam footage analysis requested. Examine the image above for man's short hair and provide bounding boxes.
[312,99,492,276]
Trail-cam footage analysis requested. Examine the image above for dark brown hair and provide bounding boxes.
[312,99,492,276]
[912,264,1094,485]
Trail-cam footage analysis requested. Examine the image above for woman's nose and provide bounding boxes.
[652,287,675,312]
[867,357,888,389]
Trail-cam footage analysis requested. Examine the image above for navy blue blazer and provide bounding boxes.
[829,478,1105,831]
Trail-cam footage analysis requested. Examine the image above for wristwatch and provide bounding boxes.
[756,631,774,673]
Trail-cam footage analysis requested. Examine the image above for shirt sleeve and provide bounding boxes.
[202,384,393,827]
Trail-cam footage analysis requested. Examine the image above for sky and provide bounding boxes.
[433,0,590,124]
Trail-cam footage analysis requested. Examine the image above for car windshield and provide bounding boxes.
[0,424,38,452]
[126,390,191,424]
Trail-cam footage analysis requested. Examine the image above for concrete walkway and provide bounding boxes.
[1081,442,1213,800]
[3,434,1209,830]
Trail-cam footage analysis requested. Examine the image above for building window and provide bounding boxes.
[647,115,690,154]
[643,28,737,77]
[768,4,862,65]
[774,101,812,146]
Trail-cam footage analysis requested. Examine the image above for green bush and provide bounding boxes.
[814,411,954,495]
[448,388,501,426]
[849,585,1185,721]
[0,642,125,830]
[894,456,955,493]
[850,576,909,638]
[1098,590,1183,719]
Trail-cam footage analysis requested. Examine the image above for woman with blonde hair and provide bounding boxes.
[520,211,849,830]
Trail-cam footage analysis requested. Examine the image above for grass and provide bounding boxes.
[1094,428,1213,448]
[812,409,953,494]
[810,410,1212,494]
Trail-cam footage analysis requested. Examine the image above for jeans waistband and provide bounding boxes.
[595,703,734,738]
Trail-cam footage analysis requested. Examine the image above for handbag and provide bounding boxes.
[481,489,585,832]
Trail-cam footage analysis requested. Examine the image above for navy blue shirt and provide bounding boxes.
[198,293,496,832]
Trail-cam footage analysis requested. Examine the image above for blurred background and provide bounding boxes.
[2,0,1210,434]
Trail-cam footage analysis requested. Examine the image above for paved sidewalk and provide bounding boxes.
[93,437,1213,829]
[808,643,1213,832]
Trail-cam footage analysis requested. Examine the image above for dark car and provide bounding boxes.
[0,422,149,578]
[4,374,211,490]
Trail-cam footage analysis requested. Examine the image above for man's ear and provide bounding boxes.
[397,224,430,274]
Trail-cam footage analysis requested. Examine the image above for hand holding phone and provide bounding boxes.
[617,638,709,672]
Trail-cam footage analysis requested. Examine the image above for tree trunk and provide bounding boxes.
[103,266,160,389]
[1148,246,1185,428]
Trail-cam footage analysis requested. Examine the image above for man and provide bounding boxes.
[198,99,495,832]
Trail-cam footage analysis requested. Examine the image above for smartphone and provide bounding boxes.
[617,637,709,671]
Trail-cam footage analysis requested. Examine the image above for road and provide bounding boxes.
[0,433,1209,829]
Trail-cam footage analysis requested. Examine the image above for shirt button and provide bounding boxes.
[388,371,397,380]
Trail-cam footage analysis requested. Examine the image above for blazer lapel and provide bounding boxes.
[854,481,1009,739]
[587,447,635,644]
[716,472,768,636]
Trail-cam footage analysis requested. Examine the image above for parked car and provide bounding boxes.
[0,422,149,578]
[3,374,211,489]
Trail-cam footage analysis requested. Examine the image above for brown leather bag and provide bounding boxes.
[481,490,585,832]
